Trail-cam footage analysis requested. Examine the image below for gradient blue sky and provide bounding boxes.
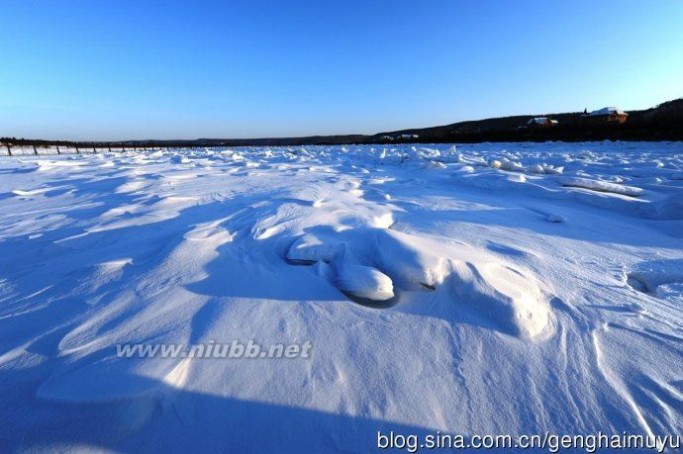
[2,0,682,140]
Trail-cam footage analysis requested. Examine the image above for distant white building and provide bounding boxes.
[583,107,629,124]
[526,117,558,127]
[588,107,627,116]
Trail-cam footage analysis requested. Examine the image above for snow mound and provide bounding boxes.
[425,160,447,170]
[372,230,552,338]
[11,188,50,197]
[447,260,551,339]
[499,159,524,172]
[170,155,190,164]
[374,230,449,290]
[528,164,545,174]
[627,260,683,300]
[507,174,526,183]
[333,264,394,302]
[559,177,643,196]
[543,164,564,175]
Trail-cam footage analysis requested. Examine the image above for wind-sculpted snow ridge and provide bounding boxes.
[0,141,682,452]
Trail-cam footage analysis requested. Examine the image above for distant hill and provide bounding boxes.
[3,99,682,149]
[371,98,683,143]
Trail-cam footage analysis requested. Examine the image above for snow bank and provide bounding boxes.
[559,176,644,196]
[642,192,683,220]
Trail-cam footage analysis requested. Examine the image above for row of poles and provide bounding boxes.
[2,144,145,157]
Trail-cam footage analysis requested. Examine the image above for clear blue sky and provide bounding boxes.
[1,0,682,140]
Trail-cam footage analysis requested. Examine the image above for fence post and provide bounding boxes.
[5,144,11,157]
[33,144,38,155]
[56,145,61,155]
[75,145,80,154]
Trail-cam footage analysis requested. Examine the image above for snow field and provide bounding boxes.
[0,141,681,452]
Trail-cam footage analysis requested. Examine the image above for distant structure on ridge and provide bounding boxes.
[525,117,559,128]
[582,107,629,124]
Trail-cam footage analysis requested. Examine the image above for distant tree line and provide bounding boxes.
[2,99,681,151]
